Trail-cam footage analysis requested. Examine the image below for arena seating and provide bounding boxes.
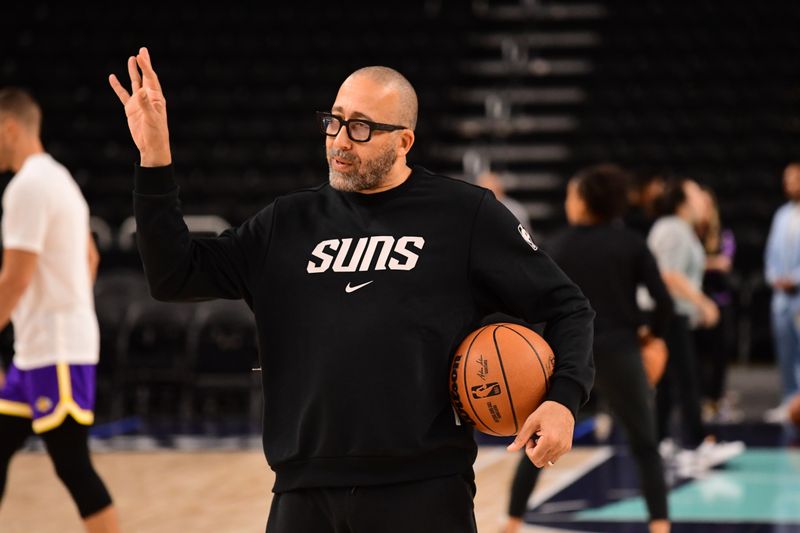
[181,299,260,430]
[2,0,798,420]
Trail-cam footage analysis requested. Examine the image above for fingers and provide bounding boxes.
[128,56,142,92]
[526,433,561,468]
[506,415,540,452]
[513,402,574,467]
[136,47,163,92]
[110,47,162,107]
[108,74,131,105]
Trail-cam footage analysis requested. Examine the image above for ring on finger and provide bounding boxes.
[547,460,555,466]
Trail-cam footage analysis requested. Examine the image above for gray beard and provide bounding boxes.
[328,147,397,192]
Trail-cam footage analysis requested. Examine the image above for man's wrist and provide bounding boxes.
[544,377,583,420]
[140,151,172,168]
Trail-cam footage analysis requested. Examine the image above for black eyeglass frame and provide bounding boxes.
[316,111,407,142]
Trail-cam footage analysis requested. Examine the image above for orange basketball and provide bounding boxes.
[640,336,668,387]
[449,323,555,436]
[789,393,800,427]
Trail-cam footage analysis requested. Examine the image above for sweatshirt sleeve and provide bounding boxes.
[468,191,595,419]
[133,164,273,304]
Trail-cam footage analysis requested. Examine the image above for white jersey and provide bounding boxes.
[1,153,99,369]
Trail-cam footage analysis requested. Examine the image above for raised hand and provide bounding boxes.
[109,47,172,167]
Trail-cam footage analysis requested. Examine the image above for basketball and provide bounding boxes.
[789,393,800,427]
[640,336,668,387]
[449,323,555,436]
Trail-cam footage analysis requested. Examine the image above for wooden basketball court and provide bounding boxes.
[0,445,594,532]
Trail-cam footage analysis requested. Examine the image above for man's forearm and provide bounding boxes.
[88,231,100,283]
[661,270,705,307]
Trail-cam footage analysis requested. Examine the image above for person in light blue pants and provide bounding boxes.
[764,163,800,421]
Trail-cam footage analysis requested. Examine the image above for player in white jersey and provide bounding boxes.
[0,88,120,533]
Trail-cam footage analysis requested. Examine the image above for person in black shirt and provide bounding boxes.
[624,169,665,237]
[693,185,739,422]
[502,164,672,533]
[108,48,595,532]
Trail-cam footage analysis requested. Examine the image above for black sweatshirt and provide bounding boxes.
[546,224,673,341]
[133,164,595,492]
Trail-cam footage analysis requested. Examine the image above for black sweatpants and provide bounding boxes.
[657,314,706,448]
[508,331,668,521]
[694,302,735,402]
[0,414,113,518]
[266,474,478,533]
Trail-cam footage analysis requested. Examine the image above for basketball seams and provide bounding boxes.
[498,324,551,392]
[462,325,502,435]
[492,325,519,435]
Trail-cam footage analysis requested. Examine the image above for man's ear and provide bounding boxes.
[1,117,19,139]
[397,129,415,157]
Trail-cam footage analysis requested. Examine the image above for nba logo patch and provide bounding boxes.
[518,224,538,251]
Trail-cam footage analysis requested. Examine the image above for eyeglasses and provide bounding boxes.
[316,111,407,142]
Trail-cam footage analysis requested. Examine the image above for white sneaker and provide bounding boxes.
[716,403,745,424]
[695,440,745,469]
[764,403,789,423]
[674,449,703,478]
[594,412,613,442]
[675,439,745,477]
[659,438,677,461]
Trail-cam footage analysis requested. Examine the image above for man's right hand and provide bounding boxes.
[773,278,799,295]
[698,296,720,328]
[109,47,172,167]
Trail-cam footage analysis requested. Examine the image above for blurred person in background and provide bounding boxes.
[0,325,12,388]
[0,253,15,389]
[625,169,665,237]
[476,171,531,235]
[502,164,672,533]
[0,88,116,532]
[764,163,800,422]
[693,185,740,423]
[648,178,744,470]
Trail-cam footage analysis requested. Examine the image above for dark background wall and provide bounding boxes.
[2,0,799,367]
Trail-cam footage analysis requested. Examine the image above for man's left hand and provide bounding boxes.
[506,400,574,468]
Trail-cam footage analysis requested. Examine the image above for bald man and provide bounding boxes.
[0,88,117,532]
[110,48,594,533]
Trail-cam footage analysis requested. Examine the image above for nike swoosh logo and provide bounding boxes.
[345,280,374,293]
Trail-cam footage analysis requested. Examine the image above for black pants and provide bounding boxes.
[507,454,540,520]
[508,331,668,521]
[266,474,478,533]
[657,314,706,448]
[0,414,113,518]
[694,302,735,402]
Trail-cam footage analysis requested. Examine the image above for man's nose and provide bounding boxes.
[331,125,353,151]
